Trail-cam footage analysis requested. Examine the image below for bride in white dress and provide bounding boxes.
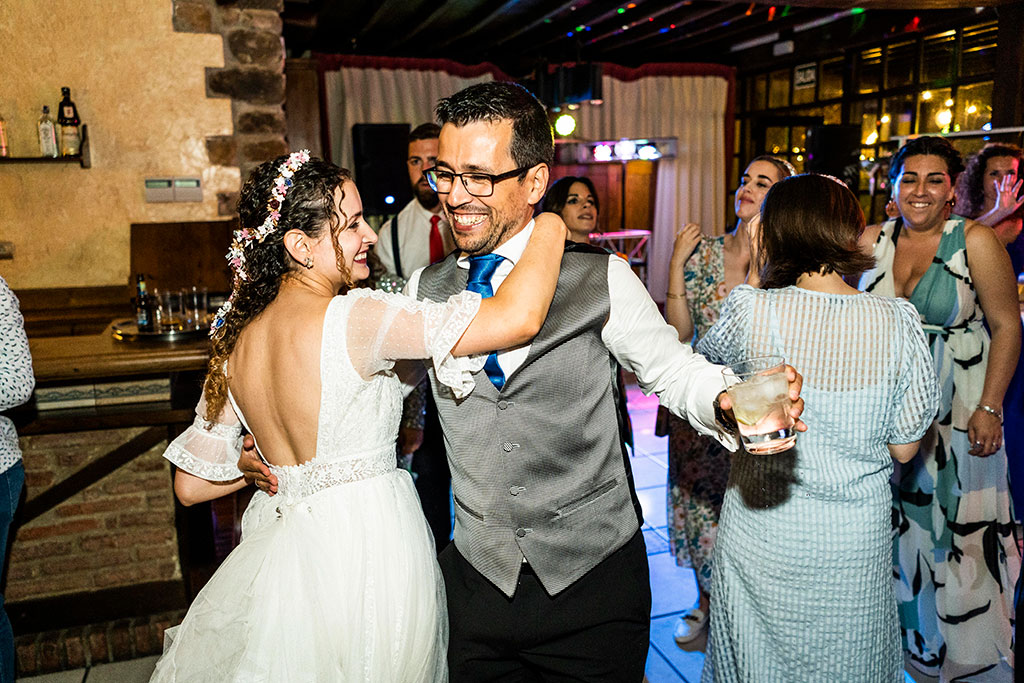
[150,152,566,682]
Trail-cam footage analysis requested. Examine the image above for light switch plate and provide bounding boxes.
[144,178,174,203]
[0,241,13,260]
[174,177,203,202]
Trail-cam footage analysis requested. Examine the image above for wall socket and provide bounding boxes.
[0,241,13,260]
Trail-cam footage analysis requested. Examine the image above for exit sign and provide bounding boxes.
[794,63,817,90]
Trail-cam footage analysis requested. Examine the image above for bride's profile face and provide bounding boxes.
[326,181,376,281]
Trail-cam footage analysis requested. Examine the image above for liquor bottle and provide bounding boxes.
[135,274,156,332]
[57,87,81,156]
[38,106,58,158]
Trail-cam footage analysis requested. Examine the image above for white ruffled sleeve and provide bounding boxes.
[344,289,486,399]
[163,394,244,482]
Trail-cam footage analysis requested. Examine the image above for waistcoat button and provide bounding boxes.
[502,441,514,452]
[509,485,525,496]
[497,400,508,410]
[515,527,527,538]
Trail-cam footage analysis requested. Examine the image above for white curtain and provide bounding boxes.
[575,74,729,300]
[321,61,730,299]
[322,64,494,174]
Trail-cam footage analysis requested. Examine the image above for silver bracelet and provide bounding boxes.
[976,404,1003,423]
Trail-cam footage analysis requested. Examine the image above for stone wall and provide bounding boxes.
[7,430,178,602]
[173,0,288,213]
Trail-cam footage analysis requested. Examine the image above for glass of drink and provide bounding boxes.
[157,289,184,332]
[182,286,209,329]
[722,355,796,455]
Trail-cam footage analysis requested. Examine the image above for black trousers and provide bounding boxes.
[439,529,651,683]
[411,392,452,551]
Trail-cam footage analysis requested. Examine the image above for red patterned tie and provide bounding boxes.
[429,215,444,264]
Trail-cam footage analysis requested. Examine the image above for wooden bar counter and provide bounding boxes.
[29,322,210,383]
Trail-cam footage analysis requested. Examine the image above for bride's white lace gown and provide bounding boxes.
[151,288,483,682]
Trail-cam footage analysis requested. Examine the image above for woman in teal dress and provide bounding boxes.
[663,156,793,645]
[859,136,1021,681]
[698,174,939,681]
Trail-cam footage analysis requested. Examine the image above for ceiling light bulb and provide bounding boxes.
[614,139,637,160]
[554,114,577,137]
[637,145,660,160]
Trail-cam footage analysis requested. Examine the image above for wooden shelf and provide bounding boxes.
[0,124,90,168]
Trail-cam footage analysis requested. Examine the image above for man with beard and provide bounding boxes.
[374,122,455,550]
[404,82,805,681]
[241,82,805,681]
[374,123,454,280]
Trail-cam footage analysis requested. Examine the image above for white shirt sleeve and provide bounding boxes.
[601,256,737,450]
[375,216,397,278]
[0,278,34,411]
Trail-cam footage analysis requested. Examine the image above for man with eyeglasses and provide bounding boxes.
[406,82,805,681]
[239,81,805,681]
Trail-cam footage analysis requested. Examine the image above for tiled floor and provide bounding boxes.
[18,384,938,683]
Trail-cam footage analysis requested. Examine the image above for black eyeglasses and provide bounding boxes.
[423,165,534,197]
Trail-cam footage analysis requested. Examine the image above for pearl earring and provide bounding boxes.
[303,256,314,269]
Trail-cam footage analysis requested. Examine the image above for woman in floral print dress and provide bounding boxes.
[663,156,793,644]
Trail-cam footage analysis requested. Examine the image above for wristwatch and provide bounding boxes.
[713,392,737,432]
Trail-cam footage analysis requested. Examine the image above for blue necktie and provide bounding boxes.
[466,253,507,390]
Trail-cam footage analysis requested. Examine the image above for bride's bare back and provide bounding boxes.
[228,282,329,467]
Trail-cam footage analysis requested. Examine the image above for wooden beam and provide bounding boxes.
[17,426,168,525]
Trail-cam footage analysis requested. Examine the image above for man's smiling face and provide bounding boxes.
[435,119,535,255]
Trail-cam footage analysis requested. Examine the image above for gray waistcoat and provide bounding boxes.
[418,245,640,597]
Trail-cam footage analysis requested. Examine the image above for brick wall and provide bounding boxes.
[14,610,185,676]
[8,430,179,602]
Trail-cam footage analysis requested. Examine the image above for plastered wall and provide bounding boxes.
[0,0,237,289]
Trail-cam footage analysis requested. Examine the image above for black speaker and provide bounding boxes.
[351,123,412,216]
[805,124,862,192]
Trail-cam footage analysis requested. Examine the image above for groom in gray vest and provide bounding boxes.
[408,82,780,682]
[240,82,805,681]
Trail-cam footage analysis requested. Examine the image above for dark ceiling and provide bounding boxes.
[281,0,1006,77]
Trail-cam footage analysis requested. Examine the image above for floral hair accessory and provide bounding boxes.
[210,150,311,337]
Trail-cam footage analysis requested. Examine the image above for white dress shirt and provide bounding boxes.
[375,199,452,280]
[0,277,34,472]
[407,220,736,447]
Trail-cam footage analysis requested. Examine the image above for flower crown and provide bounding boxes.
[211,150,311,337]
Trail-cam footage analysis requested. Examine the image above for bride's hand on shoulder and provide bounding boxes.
[533,211,570,244]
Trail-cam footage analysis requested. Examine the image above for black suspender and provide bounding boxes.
[390,211,403,279]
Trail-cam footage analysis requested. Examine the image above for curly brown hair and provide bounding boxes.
[203,155,354,422]
[955,142,1023,219]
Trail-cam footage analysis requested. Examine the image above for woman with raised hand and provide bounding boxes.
[860,136,1021,681]
[662,155,793,646]
[151,152,566,682]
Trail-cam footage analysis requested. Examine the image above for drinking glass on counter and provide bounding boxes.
[154,289,184,332]
[723,355,796,454]
[183,286,209,329]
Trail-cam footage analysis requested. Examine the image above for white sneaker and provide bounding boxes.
[673,608,708,645]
